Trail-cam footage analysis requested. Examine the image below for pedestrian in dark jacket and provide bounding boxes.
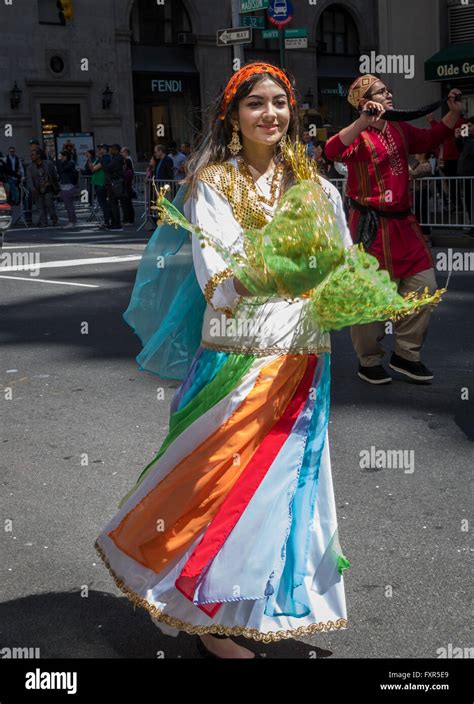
[26,148,59,226]
[104,143,126,231]
[120,147,135,224]
[153,144,174,182]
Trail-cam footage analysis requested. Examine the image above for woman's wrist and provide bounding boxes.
[234,277,252,297]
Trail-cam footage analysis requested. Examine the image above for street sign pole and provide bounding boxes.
[231,0,244,66]
[279,27,285,69]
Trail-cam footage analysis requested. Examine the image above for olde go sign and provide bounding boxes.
[436,61,474,78]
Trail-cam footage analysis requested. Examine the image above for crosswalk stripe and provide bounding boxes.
[0,274,99,287]
[0,255,142,272]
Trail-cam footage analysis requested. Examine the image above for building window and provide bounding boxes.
[449,4,474,43]
[316,5,358,55]
[131,0,191,46]
[38,0,64,25]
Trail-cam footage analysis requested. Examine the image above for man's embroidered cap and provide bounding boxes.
[347,74,379,109]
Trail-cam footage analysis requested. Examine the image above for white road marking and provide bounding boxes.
[0,255,141,272]
[0,274,99,287]
[7,227,98,233]
[2,242,144,249]
[6,234,126,241]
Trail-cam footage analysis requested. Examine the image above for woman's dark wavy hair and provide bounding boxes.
[182,65,302,199]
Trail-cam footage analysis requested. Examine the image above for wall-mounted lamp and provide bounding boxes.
[102,84,113,110]
[10,81,22,110]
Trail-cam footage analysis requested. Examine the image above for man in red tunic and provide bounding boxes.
[326,75,463,384]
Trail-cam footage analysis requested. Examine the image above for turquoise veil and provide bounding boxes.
[123,184,206,380]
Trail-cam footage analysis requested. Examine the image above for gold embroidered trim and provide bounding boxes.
[198,162,272,230]
[214,300,244,320]
[204,268,234,306]
[94,540,348,642]
[201,340,332,356]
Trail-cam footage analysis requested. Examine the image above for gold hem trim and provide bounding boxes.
[204,268,234,307]
[200,341,332,356]
[94,541,348,643]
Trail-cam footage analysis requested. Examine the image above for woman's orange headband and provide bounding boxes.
[218,62,297,120]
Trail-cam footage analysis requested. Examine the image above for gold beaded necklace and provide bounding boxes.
[236,156,283,208]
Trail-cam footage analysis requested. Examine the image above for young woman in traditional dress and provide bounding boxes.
[96,62,353,659]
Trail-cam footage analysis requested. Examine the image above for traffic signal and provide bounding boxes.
[57,0,73,22]
[62,0,73,20]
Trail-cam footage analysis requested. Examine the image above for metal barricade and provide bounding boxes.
[409,176,473,228]
[74,175,100,223]
[14,171,474,232]
[327,178,346,198]
[74,173,180,231]
[137,176,180,231]
[12,182,31,228]
[328,175,474,229]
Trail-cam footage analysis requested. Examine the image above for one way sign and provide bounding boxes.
[217,27,252,46]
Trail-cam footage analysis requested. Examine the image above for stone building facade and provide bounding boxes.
[0,0,471,166]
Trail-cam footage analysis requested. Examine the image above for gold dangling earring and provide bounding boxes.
[227,123,242,156]
[277,133,289,162]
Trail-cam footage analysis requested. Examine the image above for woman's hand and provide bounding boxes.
[234,277,253,297]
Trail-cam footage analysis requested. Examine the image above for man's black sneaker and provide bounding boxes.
[389,353,433,382]
[358,364,392,384]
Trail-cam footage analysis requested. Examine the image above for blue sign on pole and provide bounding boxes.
[267,0,293,28]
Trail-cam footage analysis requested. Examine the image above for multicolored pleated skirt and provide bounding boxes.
[95,347,349,643]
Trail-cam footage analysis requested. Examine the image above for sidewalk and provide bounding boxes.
[429,228,474,248]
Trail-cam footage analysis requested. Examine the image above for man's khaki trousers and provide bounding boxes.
[351,268,438,366]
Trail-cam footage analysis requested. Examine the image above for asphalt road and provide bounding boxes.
[0,220,472,659]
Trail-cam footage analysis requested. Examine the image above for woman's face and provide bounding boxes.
[313,144,323,158]
[235,77,290,149]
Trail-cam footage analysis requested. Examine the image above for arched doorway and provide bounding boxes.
[129,0,201,161]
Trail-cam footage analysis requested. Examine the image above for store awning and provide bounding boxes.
[425,42,474,81]
[131,45,197,74]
